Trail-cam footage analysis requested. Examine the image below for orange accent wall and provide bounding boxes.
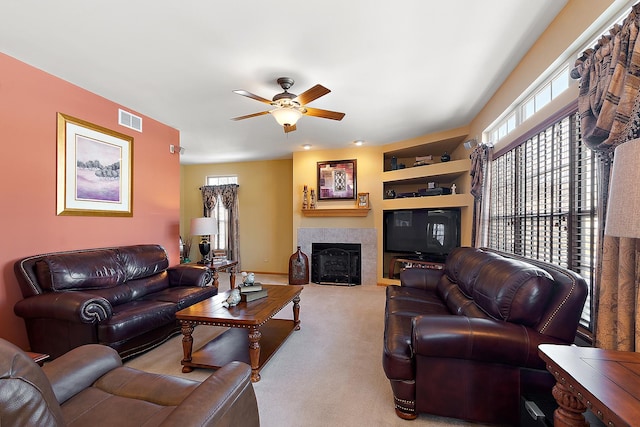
[0,53,181,350]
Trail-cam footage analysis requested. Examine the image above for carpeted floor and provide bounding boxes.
[125,274,491,427]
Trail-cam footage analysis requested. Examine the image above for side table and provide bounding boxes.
[197,259,238,289]
[538,344,640,427]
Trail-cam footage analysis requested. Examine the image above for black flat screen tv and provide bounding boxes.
[383,208,461,262]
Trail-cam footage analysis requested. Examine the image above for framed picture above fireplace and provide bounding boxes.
[317,159,357,200]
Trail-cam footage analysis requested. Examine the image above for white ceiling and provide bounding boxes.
[0,1,567,165]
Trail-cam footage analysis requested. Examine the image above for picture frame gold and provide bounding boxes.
[57,113,134,216]
[357,192,370,208]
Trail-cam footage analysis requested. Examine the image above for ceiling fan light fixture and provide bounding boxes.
[270,107,302,127]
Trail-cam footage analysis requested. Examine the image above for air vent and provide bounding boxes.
[118,109,142,132]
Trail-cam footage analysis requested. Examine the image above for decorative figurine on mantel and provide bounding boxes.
[302,185,309,210]
[310,188,317,209]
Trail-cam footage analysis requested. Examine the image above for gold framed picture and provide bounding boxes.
[357,192,370,208]
[57,113,134,216]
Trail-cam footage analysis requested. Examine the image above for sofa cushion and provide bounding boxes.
[36,250,126,291]
[98,300,176,344]
[472,258,554,326]
[443,247,501,298]
[116,245,169,281]
[142,285,218,310]
[125,273,171,300]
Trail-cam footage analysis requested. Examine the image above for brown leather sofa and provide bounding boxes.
[0,338,259,426]
[13,245,216,360]
[383,247,588,425]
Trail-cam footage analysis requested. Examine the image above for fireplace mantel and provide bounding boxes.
[301,208,370,217]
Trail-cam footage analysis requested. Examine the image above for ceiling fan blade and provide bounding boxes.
[303,107,345,121]
[294,84,330,105]
[284,124,297,133]
[233,90,273,105]
[231,111,269,121]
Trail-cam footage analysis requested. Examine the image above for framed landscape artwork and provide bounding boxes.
[57,113,134,216]
[317,159,357,200]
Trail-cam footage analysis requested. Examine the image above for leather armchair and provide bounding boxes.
[0,338,259,427]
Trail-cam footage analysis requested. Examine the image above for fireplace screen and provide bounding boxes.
[311,243,361,285]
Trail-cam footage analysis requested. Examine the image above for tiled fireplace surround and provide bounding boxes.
[297,228,377,286]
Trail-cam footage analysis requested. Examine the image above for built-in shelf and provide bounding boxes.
[301,208,370,217]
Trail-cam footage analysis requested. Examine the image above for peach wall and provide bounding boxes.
[0,53,181,349]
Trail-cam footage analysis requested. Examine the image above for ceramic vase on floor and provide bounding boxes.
[288,246,309,285]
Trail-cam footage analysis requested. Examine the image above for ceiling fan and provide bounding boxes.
[231,77,345,133]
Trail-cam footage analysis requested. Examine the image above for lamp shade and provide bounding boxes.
[270,107,302,126]
[190,217,218,236]
[605,138,640,238]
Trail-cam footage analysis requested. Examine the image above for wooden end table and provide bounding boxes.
[176,284,302,382]
[539,344,640,427]
[193,259,238,289]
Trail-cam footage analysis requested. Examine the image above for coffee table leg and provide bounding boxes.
[293,295,301,330]
[248,327,262,382]
[180,322,195,373]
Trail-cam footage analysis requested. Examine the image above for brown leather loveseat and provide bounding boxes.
[13,245,216,360]
[383,247,588,425]
[0,338,259,426]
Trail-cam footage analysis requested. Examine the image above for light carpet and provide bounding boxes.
[125,274,490,427]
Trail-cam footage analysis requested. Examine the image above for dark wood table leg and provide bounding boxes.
[212,267,220,289]
[229,265,236,289]
[293,295,301,330]
[180,322,195,373]
[551,382,588,427]
[248,327,262,382]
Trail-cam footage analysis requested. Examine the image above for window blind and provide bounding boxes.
[488,110,598,331]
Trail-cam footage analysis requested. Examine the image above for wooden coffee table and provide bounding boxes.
[176,284,302,382]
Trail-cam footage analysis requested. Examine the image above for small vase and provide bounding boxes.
[288,246,309,285]
[441,152,451,162]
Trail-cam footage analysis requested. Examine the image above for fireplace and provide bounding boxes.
[312,243,361,286]
[298,228,377,286]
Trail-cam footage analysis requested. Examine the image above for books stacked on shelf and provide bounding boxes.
[414,155,434,167]
[240,283,268,302]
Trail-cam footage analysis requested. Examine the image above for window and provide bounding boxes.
[487,111,598,332]
[205,176,238,250]
[486,66,571,144]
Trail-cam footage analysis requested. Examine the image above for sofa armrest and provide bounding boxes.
[167,264,213,287]
[412,315,566,369]
[43,344,122,404]
[13,291,112,323]
[399,267,443,291]
[160,361,259,427]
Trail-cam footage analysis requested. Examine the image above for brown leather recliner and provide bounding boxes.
[383,247,588,425]
[0,338,259,427]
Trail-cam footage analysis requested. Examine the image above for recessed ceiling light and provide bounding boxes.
[353,140,364,146]
[302,144,312,150]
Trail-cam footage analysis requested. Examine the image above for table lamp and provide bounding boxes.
[190,217,218,264]
[605,138,640,240]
